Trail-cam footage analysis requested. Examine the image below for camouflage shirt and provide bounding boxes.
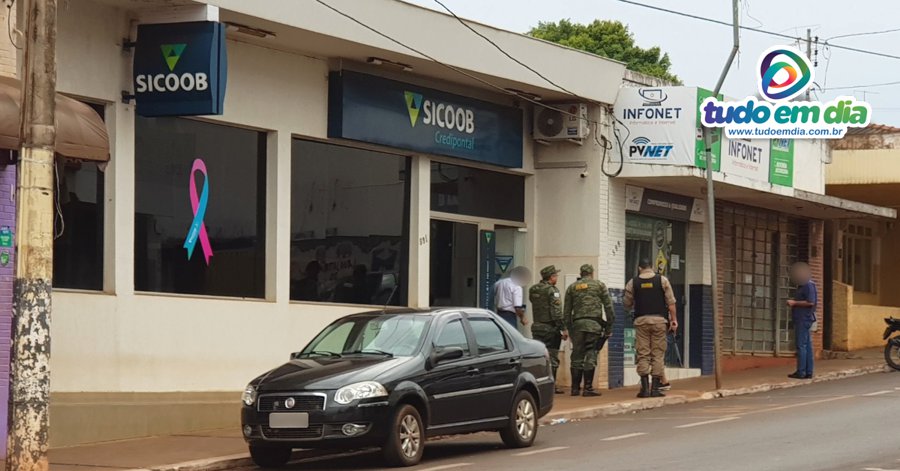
[528,281,565,331]
[564,278,616,334]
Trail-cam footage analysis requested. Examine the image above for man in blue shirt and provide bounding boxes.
[787,262,817,379]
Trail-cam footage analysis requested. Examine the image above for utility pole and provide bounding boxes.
[805,28,812,100]
[703,0,739,391]
[8,0,57,469]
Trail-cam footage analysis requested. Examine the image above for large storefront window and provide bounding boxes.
[134,117,266,298]
[291,140,410,306]
[54,158,104,290]
[430,162,524,221]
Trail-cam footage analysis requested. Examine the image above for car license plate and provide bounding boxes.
[269,412,309,429]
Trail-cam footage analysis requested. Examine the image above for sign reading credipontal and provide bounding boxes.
[133,21,227,117]
[700,46,871,139]
[328,71,524,168]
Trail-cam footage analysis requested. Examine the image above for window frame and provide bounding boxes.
[465,314,511,357]
[431,314,475,361]
[841,223,877,294]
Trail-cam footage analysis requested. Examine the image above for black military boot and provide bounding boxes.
[552,367,564,394]
[582,369,601,397]
[651,376,666,397]
[570,368,583,396]
[637,375,651,398]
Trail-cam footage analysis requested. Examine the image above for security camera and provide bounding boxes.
[580,171,589,178]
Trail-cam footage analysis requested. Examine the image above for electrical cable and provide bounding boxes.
[617,0,900,62]
[53,161,65,240]
[823,79,900,92]
[826,27,900,42]
[6,0,20,51]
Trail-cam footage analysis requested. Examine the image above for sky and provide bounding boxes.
[402,0,900,126]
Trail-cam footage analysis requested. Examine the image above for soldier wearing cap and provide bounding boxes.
[564,264,615,397]
[529,265,568,394]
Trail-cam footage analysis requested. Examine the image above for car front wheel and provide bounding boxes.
[383,404,425,467]
[500,390,538,448]
[249,445,292,468]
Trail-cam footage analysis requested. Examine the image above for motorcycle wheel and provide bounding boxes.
[884,341,900,371]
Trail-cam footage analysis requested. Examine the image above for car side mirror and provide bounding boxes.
[432,346,465,365]
[290,351,302,360]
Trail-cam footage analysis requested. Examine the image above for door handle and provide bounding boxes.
[509,358,522,365]
[467,368,480,375]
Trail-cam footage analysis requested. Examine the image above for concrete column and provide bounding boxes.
[108,102,134,295]
[266,131,292,303]
[407,156,430,308]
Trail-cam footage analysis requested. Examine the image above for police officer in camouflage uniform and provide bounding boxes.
[564,264,615,397]
[529,265,568,394]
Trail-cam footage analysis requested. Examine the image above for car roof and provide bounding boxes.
[347,307,495,317]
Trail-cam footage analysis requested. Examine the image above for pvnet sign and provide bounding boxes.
[133,21,227,117]
[329,71,523,168]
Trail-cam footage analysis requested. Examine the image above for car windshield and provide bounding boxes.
[299,314,431,358]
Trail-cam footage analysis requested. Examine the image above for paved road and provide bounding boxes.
[240,372,900,471]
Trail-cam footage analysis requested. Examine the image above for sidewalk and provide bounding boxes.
[49,348,889,471]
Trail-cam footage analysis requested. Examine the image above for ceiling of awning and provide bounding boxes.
[620,175,896,221]
[0,76,109,162]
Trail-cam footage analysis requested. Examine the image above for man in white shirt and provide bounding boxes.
[495,266,530,328]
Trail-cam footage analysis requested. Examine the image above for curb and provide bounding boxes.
[149,363,889,470]
[539,363,889,425]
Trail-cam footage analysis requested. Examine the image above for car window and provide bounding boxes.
[313,322,354,353]
[434,319,470,356]
[358,316,428,356]
[469,318,508,355]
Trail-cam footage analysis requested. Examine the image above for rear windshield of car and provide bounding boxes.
[300,315,432,358]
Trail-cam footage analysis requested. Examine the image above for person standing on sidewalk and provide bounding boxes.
[564,264,615,397]
[529,265,568,394]
[495,266,530,328]
[788,262,817,380]
[624,258,677,398]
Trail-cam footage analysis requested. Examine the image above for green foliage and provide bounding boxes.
[528,19,681,84]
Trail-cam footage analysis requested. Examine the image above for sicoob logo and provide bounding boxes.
[757,47,812,102]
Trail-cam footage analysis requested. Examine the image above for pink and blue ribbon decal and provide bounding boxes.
[184,158,213,265]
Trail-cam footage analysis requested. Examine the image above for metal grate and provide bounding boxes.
[261,424,324,440]
[258,394,325,413]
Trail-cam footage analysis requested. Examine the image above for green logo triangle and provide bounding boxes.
[404,91,423,127]
[160,43,187,72]
[485,232,493,244]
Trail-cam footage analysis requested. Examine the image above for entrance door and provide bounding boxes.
[430,220,478,307]
[625,215,687,367]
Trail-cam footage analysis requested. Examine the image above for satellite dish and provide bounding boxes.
[536,108,564,137]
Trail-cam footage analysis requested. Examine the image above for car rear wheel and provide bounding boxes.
[500,390,538,448]
[383,404,425,467]
[249,445,292,468]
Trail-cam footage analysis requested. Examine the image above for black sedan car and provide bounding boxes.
[241,308,555,467]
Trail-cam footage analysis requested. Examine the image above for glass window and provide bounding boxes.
[431,162,524,221]
[134,117,266,297]
[290,140,410,306]
[841,224,876,293]
[54,158,104,290]
[434,319,469,353]
[469,317,508,354]
[299,314,431,358]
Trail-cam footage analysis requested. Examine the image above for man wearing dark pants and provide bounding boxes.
[529,265,568,394]
[564,264,615,397]
[788,262,817,379]
[495,266,529,329]
[623,258,677,398]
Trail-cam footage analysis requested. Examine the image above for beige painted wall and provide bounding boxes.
[832,281,898,351]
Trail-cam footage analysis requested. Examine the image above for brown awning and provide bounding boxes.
[0,76,109,161]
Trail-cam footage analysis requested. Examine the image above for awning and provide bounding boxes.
[0,76,109,161]
[620,167,896,221]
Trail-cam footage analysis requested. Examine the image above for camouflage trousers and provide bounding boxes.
[531,323,562,370]
[571,330,604,370]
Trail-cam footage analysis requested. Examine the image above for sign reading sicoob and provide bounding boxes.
[329,71,523,168]
[133,21,227,117]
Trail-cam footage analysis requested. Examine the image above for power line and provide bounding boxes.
[617,0,900,62]
[827,27,900,42]
[431,0,582,98]
[823,79,900,92]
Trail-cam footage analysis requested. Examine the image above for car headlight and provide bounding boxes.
[241,384,257,406]
[334,381,388,405]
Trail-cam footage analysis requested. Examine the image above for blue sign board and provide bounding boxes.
[329,71,524,168]
[133,21,227,117]
[479,230,497,309]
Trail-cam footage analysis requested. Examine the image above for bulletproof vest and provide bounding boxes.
[633,274,668,318]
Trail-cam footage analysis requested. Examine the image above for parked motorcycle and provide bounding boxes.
[883,318,900,370]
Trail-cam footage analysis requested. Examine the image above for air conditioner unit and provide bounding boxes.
[533,103,590,141]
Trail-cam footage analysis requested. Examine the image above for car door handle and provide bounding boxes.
[467,368,480,375]
[508,358,522,365]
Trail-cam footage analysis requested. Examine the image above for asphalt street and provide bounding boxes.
[239,372,900,471]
